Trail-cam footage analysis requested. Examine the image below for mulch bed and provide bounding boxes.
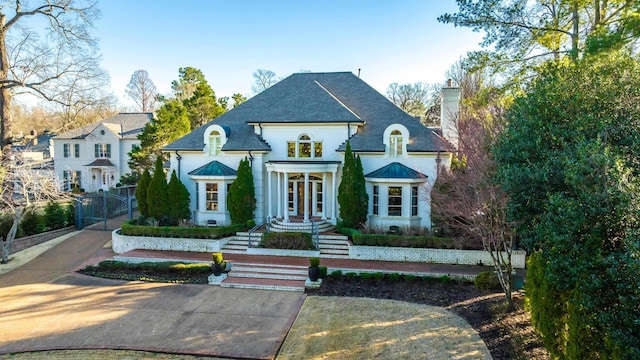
[309,276,550,360]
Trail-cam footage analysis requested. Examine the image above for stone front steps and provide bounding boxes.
[223,233,350,258]
[218,262,308,291]
[268,219,336,233]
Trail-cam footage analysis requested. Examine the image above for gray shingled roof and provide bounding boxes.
[365,162,427,179]
[54,113,153,140]
[188,161,237,176]
[163,72,453,153]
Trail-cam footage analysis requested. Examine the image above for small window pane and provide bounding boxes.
[388,186,402,216]
[299,142,311,158]
[206,183,218,211]
[287,142,295,157]
[314,142,322,158]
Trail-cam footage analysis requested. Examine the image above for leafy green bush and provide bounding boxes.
[351,233,455,248]
[338,226,361,239]
[120,222,244,239]
[97,260,211,275]
[474,271,501,290]
[20,209,44,236]
[319,266,328,278]
[309,257,320,267]
[260,232,313,250]
[64,204,75,227]
[44,201,66,230]
[330,269,343,277]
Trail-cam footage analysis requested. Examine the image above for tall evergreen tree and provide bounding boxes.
[354,155,369,226]
[167,170,191,224]
[135,168,151,217]
[338,142,368,228]
[227,157,255,225]
[146,157,169,224]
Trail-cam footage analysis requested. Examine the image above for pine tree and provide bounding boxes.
[167,170,191,224]
[135,168,151,217]
[147,157,169,224]
[227,157,256,225]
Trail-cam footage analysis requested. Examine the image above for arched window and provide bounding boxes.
[287,134,322,158]
[390,130,403,157]
[209,131,221,156]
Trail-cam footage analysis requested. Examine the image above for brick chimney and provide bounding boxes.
[440,79,460,149]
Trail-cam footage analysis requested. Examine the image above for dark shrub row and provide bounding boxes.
[351,233,455,249]
[94,260,211,275]
[260,231,313,250]
[120,221,244,239]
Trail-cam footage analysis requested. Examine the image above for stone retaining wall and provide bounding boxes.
[112,230,228,253]
[11,227,77,253]
[350,245,526,269]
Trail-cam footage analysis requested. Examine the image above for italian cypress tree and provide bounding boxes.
[227,157,255,225]
[135,168,151,217]
[338,141,359,228]
[167,170,191,225]
[147,156,169,224]
[354,154,369,226]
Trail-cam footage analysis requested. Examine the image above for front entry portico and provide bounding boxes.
[265,161,341,224]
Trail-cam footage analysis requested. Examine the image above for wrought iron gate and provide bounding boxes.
[74,186,136,230]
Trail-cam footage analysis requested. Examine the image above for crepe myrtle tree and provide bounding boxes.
[0,153,69,263]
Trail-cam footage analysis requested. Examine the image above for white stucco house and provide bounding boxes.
[52,112,152,192]
[163,72,459,230]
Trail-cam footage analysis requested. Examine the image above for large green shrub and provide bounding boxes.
[474,271,501,290]
[20,209,44,236]
[227,157,255,225]
[260,232,313,250]
[44,201,66,230]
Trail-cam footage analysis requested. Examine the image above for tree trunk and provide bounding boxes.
[572,3,580,59]
[1,211,21,264]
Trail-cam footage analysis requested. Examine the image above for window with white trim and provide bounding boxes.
[209,131,221,156]
[206,183,218,210]
[373,185,379,215]
[390,130,403,157]
[63,144,70,158]
[94,143,111,158]
[63,170,81,191]
[287,134,322,159]
[388,186,402,216]
[411,186,418,216]
[74,144,80,158]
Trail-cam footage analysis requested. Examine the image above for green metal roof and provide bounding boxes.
[365,162,427,179]
[188,161,237,176]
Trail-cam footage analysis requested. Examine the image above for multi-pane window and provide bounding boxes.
[389,130,403,157]
[287,134,322,159]
[316,182,323,212]
[63,144,70,158]
[74,144,80,158]
[206,183,218,211]
[209,131,221,156]
[94,144,111,158]
[373,185,379,215]
[388,186,402,216]
[63,170,81,191]
[411,186,418,216]
[288,182,294,211]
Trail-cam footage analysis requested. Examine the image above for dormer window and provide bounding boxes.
[209,131,221,156]
[384,124,409,158]
[288,134,322,159]
[390,130,403,157]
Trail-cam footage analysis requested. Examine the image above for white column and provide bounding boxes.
[321,172,327,220]
[332,170,337,222]
[267,170,273,219]
[283,172,289,222]
[303,172,310,222]
[277,172,282,219]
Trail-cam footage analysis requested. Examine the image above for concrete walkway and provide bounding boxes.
[0,219,305,359]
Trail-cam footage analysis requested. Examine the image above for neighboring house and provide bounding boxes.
[163,72,459,229]
[52,113,152,192]
[11,129,56,162]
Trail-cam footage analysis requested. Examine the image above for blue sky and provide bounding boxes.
[95,1,483,108]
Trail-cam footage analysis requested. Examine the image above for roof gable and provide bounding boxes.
[54,113,152,140]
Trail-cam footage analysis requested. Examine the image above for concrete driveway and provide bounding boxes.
[0,221,305,359]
